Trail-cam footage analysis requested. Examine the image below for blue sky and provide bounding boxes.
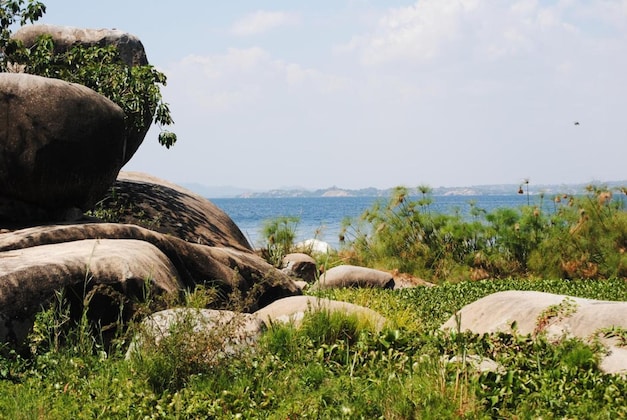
[36,0,627,190]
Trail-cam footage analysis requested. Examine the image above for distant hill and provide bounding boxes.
[183,181,627,199]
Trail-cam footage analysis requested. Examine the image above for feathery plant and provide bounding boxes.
[260,215,300,266]
[340,184,627,281]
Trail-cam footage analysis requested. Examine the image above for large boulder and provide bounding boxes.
[313,264,395,290]
[12,24,148,67]
[0,238,181,344]
[440,290,627,375]
[12,24,153,164]
[0,73,125,220]
[0,222,301,344]
[99,172,252,250]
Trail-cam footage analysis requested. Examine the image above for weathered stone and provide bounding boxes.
[445,355,504,374]
[388,269,435,289]
[281,253,317,283]
[293,280,309,291]
[13,24,148,67]
[0,222,301,344]
[254,295,387,331]
[313,264,394,290]
[440,290,627,375]
[0,73,125,218]
[126,308,264,361]
[0,238,181,344]
[100,172,252,251]
[12,25,153,164]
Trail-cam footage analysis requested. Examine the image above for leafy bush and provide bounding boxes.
[340,184,627,281]
[0,1,45,60]
[10,35,176,150]
[1,1,176,150]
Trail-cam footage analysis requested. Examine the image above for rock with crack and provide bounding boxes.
[0,223,301,346]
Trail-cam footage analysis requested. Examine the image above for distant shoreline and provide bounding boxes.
[183,180,627,199]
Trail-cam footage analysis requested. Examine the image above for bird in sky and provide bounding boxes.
[574,121,580,126]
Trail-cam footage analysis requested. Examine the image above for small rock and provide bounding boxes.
[313,264,394,290]
[281,253,317,283]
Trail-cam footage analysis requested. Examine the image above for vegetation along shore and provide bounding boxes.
[0,2,625,418]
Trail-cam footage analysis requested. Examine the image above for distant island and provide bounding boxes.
[183,181,627,199]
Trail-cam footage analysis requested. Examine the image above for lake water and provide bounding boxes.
[211,195,535,249]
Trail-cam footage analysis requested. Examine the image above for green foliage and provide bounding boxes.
[319,277,627,333]
[1,1,176,149]
[260,215,300,266]
[9,35,177,149]
[1,278,626,418]
[129,310,226,393]
[86,186,162,229]
[529,185,627,279]
[0,0,45,65]
[341,184,627,281]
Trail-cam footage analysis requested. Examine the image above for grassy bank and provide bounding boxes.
[1,278,625,419]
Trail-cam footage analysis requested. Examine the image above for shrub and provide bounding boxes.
[1,1,176,150]
[9,36,176,149]
[260,215,300,266]
[340,184,627,281]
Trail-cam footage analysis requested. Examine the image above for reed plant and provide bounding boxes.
[339,184,627,282]
[1,187,626,418]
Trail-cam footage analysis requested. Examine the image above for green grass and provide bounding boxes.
[0,278,625,419]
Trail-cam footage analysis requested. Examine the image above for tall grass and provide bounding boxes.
[1,279,625,418]
[340,184,627,282]
[1,184,626,418]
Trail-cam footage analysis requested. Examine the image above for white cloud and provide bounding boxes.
[164,48,349,113]
[231,10,301,36]
[143,1,627,189]
[337,0,624,67]
[339,0,480,65]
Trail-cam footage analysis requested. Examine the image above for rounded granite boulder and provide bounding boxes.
[0,73,125,220]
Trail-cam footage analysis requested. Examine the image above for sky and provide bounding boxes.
[34,0,627,191]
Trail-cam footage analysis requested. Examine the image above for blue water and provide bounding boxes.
[211,195,535,249]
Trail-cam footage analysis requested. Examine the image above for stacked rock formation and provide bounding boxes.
[12,24,155,165]
[0,26,301,347]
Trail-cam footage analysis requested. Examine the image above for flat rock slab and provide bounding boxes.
[254,295,387,331]
[314,265,394,290]
[440,290,627,375]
